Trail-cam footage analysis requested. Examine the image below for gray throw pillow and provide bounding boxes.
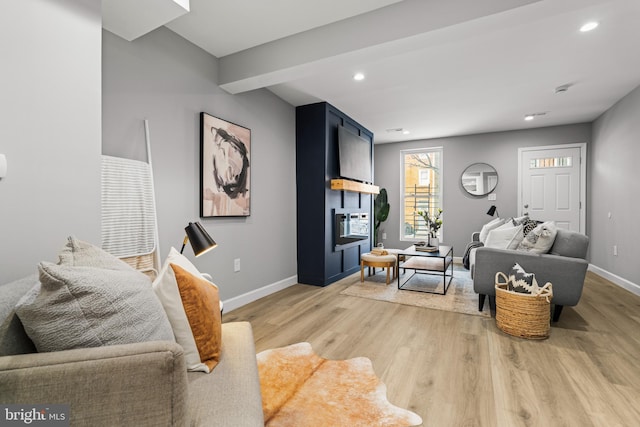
[57,236,132,270]
[15,262,175,353]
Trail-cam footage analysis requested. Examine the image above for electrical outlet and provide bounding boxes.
[613,245,618,256]
[382,232,387,240]
[234,258,241,272]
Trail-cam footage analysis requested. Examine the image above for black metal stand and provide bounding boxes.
[397,246,454,295]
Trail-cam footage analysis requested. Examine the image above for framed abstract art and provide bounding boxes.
[200,112,251,217]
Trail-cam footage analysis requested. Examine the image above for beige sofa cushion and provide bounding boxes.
[57,236,133,270]
[15,262,175,353]
[187,322,264,426]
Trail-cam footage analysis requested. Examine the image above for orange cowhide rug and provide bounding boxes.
[257,342,422,427]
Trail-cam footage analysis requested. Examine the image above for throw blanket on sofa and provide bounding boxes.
[463,241,484,269]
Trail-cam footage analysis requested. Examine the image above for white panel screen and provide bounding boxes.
[531,175,545,209]
[556,174,571,210]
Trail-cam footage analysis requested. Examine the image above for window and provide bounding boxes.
[529,156,573,169]
[418,169,430,186]
[401,148,443,240]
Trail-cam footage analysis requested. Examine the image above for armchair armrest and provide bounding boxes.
[473,247,588,306]
[0,341,188,426]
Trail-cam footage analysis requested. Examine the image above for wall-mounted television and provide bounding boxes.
[338,125,372,184]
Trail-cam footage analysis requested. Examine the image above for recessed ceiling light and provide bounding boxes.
[353,72,365,81]
[524,112,547,121]
[402,130,410,135]
[580,21,599,32]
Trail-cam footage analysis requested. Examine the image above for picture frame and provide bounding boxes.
[200,112,251,217]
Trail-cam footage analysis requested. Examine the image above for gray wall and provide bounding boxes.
[102,28,297,301]
[373,124,591,257]
[0,0,102,283]
[590,85,640,285]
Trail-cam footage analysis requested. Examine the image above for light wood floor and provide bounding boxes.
[223,271,640,427]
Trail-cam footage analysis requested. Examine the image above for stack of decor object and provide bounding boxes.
[370,246,388,256]
[414,241,438,252]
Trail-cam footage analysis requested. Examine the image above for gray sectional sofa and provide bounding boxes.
[470,228,590,321]
[0,275,264,426]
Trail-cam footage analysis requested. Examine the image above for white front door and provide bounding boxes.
[518,144,586,232]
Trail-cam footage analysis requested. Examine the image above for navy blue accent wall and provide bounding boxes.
[296,102,374,286]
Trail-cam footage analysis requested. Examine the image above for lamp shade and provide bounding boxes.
[184,222,217,257]
[486,205,498,217]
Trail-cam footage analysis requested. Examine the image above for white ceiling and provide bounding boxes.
[104,0,640,143]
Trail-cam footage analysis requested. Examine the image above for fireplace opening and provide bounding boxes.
[335,212,369,246]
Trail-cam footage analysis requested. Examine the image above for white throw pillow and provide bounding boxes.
[152,247,219,373]
[516,221,558,253]
[484,224,524,250]
[494,221,517,231]
[511,215,529,226]
[479,217,506,243]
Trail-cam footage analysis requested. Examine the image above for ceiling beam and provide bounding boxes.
[218,0,540,94]
[103,0,190,41]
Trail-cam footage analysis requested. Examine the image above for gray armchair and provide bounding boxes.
[470,228,589,321]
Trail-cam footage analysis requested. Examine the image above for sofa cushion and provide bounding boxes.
[511,215,529,226]
[550,229,589,259]
[57,236,133,270]
[517,221,558,254]
[485,224,524,250]
[171,263,222,373]
[187,322,264,426]
[479,217,506,243]
[153,247,221,373]
[0,275,39,356]
[15,262,175,353]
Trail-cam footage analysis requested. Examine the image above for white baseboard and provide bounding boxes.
[222,275,298,313]
[588,264,640,296]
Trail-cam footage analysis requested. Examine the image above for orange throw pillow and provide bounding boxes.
[170,263,222,372]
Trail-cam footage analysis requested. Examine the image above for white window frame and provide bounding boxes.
[400,147,444,242]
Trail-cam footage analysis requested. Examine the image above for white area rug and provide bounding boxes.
[340,264,490,318]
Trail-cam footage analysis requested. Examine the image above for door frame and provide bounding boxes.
[517,142,587,233]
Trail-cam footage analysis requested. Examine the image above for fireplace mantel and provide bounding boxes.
[331,179,379,195]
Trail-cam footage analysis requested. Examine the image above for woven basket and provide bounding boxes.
[494,272,553,340]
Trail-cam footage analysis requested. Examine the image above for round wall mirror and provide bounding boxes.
[461,163,498,196]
